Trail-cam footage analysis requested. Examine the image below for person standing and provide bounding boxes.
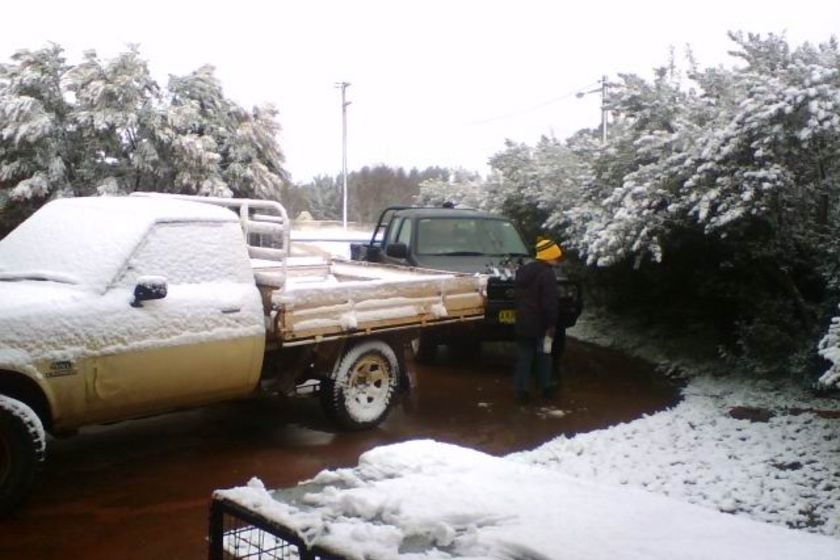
[513,237,564,404]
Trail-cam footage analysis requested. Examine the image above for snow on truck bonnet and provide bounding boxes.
[0,196,238,293]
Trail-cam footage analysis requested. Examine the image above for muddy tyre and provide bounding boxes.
[321,340,400,430]
[409,333,437,364]
[0,396,46,516]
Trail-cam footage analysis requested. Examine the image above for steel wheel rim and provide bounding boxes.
[345,353,391,422]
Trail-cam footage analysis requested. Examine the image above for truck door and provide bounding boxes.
[81,221,265,424]
[382,217,414,266]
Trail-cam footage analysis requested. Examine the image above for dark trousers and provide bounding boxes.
[514,337,552,395]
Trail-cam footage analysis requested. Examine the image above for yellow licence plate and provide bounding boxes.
[498,309,516,324]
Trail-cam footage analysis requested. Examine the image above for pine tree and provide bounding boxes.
[64,45,161,195]
[0,44,72,205]
[0,44,290,234]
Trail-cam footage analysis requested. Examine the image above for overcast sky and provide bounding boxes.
[2,1,839,183]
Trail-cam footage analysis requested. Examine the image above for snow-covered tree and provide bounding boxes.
[417,168,486,210]
[224,103,288,200]
[160,65,288,199]
[64,45,160,196]
[0,44,73,204]
[0,44,289,234]
[817,311,840,389]
[304,175,342,220]
[438,32,840,380]
[682,34,840,236]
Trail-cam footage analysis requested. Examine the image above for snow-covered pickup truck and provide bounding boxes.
[0,194,484,514]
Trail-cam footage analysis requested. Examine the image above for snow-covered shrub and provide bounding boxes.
[817,311,840,389]
[425,33,840,382]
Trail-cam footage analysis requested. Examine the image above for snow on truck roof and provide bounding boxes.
[54,195,239,222]
[0,196,238,291]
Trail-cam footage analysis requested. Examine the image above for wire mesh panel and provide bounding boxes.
[221,523,302,559]
[209,497,347,560]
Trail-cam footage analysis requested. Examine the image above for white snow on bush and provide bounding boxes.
[817,310,840,389]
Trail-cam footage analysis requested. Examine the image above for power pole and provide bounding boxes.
[600,75,608,144]
[335,81,351,229]
[576,76,609,143]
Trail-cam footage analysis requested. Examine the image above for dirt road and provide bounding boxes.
[0,338,678,559]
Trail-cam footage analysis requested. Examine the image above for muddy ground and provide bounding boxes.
[0,338,678,559]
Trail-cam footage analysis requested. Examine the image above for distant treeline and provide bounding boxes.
[281,165,455,224]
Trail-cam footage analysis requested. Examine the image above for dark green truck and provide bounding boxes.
[350,205,583,361]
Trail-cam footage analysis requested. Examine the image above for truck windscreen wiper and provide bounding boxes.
[0,272,79,284]
[434,251,485,256]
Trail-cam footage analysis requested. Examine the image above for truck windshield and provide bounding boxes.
[0,201,145,292]
[416,218,529,256]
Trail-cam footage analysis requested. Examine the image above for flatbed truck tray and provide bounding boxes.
[257,259,485,347]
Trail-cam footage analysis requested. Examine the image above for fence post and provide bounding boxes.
[208,499,224,560]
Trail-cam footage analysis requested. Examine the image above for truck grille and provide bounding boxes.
[487,277,579,302]
[486,278,515,300]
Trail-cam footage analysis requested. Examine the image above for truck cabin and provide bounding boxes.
[360,206,530,272]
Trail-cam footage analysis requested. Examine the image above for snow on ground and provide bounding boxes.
[219,439,839,559]
[544,311,840,537]
[217,308,840,559]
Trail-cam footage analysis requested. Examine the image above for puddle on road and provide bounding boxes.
[0,338,680,560]
[375,338,680,456]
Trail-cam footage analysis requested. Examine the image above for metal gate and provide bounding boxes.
[208,497,348,560]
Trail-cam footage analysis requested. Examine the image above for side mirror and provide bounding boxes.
[131,276,168,308]
[385,243,409,259]
[364,245,382,261]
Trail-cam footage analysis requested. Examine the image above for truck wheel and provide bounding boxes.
[0,396,46,516]
[409,333,437,364]
[321,340,400,430]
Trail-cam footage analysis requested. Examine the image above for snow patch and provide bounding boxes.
[220,440,840,559]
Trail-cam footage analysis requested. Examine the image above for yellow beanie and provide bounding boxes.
[535,238,564,261]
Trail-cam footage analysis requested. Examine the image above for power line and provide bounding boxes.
[466,80,602,126]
